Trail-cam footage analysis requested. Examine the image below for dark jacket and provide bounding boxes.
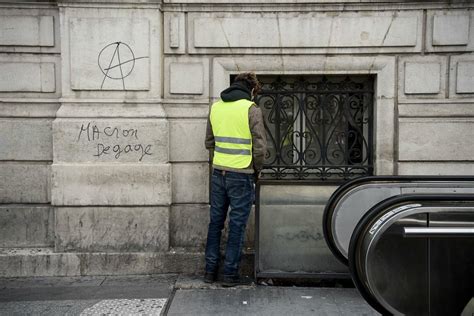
[205,81,267,174]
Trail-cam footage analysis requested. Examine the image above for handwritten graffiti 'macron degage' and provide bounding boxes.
[77,122,153,161]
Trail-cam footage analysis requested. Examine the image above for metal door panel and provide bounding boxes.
[257,183,347,277]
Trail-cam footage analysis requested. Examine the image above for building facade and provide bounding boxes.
[0,0,473,277]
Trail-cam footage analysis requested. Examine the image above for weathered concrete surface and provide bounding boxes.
[164,57,210,98]
[170,204,255,251]
[168,287,379,316]
[399,119,474,161]
[169,119,208,162]
[0,62,55,92]
[0,119,53,161]
[0,274,176,302]
[0,248,81,277]
[164,12,186,54]
[0,15,54,47]
[398,102,474,117]
[53,119,168,163]
[0,163,51,203]
[60,6,162,99]
[169,62,205,95]
[0,53,60,98]
[0,205,54,248]
[55,103,167,119]
[456,61,474,94]
[51,163,171,206]
[172,163,209,203]
[426,10,474,53]
[170,204,209,249]
[69,18,150,91]
[55,207,169,252]
[449,54,474,98]
[403,62,442,95]
[398,162,474,176]
[0,248,254,277]
[189,11,421,54]
[432,13,470,46]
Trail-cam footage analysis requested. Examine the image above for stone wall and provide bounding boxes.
[0,0,473,276]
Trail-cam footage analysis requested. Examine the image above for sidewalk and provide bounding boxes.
[0,274,379,315]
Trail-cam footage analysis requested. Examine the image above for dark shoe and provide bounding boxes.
[222,275,253,287]
[204,271,217,283]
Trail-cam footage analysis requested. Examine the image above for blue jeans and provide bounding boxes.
[205,169,254,278]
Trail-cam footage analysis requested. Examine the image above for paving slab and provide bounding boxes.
[0,274,177,302]
[167,287,379,316]
[0,300,99,315]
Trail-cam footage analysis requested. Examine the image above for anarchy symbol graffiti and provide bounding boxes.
[97,41,149,90]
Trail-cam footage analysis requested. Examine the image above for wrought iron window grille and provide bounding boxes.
[254,75,374,181]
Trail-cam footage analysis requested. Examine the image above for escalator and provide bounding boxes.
[322,176,474,315]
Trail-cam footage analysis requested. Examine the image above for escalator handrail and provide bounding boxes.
[347,193,474,316]
[323,175,474,265]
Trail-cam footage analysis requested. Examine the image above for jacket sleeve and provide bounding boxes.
[249,105,267,172]
[205,111,215,162]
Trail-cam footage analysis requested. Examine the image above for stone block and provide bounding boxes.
[0,206,54,248]
[55,207,169,252]
[0,248,81,277]
[0,102,60,118]
[0,163,50,203]
[398,102,474,117]
[399,119,474,161]
[398,162,474,176]
[55,103,166,119]
[0,119,53,161]
[53,119,168,163]
[165,58,209,98]
[170,204,209,249]
[189,11,421,54]
[0,248,206,277]
[77,252,205,276]
[456,61,474,94]
[0,15,54,47]
[164,13,185,54]
[404,62,441,94]
[69,18,150,91]
[163,102,209,119]
[432,14,469,46]
[172,163,209,203]
[51,164,171,206]
[0,62,55,92]
[170,204,255,251]
[169,119,208,162]
[426,11,474,53]
[170,63,204,95]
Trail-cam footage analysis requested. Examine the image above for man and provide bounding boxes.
[204,72,267,287]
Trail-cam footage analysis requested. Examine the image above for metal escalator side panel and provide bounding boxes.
[332,184,401,262]
[349,202,426,315]
[427,212,474,316]
[349,195,474,316]
[325,179,474,265]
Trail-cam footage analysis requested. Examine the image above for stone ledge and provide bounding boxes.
[0,248,254,278]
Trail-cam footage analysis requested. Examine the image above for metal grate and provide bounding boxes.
[254,75,374,181]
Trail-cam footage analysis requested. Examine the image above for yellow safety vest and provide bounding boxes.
[210,99,254,169]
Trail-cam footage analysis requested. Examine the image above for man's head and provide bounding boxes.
[234,72,262,99]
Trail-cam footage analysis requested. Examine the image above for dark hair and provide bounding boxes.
[234,72,262,95]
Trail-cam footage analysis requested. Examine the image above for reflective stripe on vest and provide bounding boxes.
[210,99,254,169]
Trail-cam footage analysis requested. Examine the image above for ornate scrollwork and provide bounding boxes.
[255,75,374,181]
